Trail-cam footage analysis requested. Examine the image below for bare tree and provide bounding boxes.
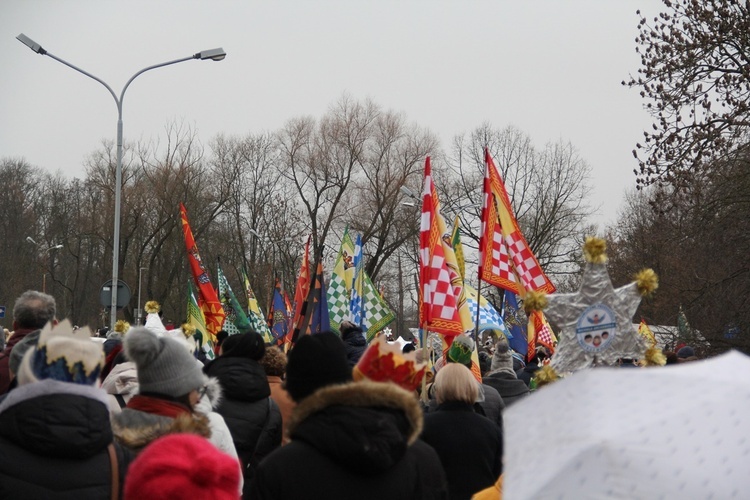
[624,0,750,186]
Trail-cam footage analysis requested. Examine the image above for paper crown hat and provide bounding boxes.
[352,336,427,392]
[30,319,104,385]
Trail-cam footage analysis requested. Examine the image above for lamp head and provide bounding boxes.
[26,236,38,245]
[17,33,46,55]
[195,48,226,61]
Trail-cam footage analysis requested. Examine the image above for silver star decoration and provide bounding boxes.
[545,260,647,372]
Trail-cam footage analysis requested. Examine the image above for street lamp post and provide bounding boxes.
[26,237,63,293]
[17,34,226,330]
[137,266,147,325]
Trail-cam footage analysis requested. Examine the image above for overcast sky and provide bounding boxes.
[1,1,662,228]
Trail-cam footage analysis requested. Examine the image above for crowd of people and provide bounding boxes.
[0,290,708,499]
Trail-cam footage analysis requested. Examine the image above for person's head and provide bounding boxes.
[478,351,492,376]
[490,337,516,376]
[446,334,475,367]
[676,346,698,363]
[664,351,679,365]
[124,327,205,407]
[339,321,364,340]
[17,320,104,386]
[124,433,241,500]
[402,343,417,355]
[285,331,352,402]
[434,363,478,405]
[215,330,229,348]
[260,345,287,377]
[219,331,265,360]
[12,290,56,330]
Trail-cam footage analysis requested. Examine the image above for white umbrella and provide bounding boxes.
[504,351,750,499]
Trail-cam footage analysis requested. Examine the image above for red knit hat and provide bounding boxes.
[124,434,241,500]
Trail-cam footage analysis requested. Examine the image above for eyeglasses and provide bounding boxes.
[198,385,208,399]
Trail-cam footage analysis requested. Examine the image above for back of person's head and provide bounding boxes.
[478,350,492,375]
[220,331,265,361]
[434,362,478,405]
[676,346,697,362]
[446,334,475,367]
[124,433,241,500]
[285,331,352,402]
[215,330,229,347]
[17,320,104,386]
[124,327,205,399]
[13,290,56,330]
[402,343,417,354]
[339,320,364,340]
[260,345,287,377]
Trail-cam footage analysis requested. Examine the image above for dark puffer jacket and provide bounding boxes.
[0,379,132,499]
[341,324,367,366]
[250,381,449,500]
[204,356,282,490]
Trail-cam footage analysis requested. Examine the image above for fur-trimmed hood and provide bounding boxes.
[111,405,210,452]
[287,380,424,474]
[194,376,223,415]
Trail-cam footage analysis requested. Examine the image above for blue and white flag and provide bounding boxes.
[349,234,365,329]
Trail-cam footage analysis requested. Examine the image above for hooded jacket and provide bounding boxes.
[249,381,449,500]
[101,360,138,414]
[0,379,132,499]
[204,355,282,495]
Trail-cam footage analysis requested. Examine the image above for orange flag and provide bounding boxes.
[479,148,556,294]
[180,203,225,336]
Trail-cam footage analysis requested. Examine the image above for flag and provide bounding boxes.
[328,228,356,334]
[479,148,556,294]
[187,280,213,360]
[349,234,365,328]
[465,285,510,339]
[217,262,252,336]
[361,272,396,342]
[451,215,466,280]
[527,309,555,362]
[503,290,528,357]
[307,260,331,334]
[419,156,469,338]
[291,236,312,334]
[638,319,657,348]
[180,203,225,336]
[243,270,274,343]
[267,278,289,345]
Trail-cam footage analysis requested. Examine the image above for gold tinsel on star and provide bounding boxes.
[640,346,667,367]
[181,323,196,338]
[583,236,607,264]
[523,291,548,314]
[634,268,659,297]
[114,320,130,334]
[144,301,161,314]
[532,365,559,389]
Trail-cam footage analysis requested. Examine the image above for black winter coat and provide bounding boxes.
[204,356,282,491]
[342,328,367,366]
[250,380,449,500]
[0,379,132,499]
[421,401,503,500]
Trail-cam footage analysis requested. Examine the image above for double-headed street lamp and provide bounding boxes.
[17,33,226,330]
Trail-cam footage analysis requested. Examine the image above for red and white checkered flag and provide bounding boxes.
[419,157,465,337]
[479,148,556,294]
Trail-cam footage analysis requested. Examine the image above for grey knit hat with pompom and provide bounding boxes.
[125,327,205,398]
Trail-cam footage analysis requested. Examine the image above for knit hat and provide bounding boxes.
[447,334,475,367]
[285,331,352,402]
[125,327,205,397]
[18,319,104,386]
[352,336,427,392]
[677,346,695,359]
[220,332,265,361]
[124,433,241,500]
[490,337,516,376]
